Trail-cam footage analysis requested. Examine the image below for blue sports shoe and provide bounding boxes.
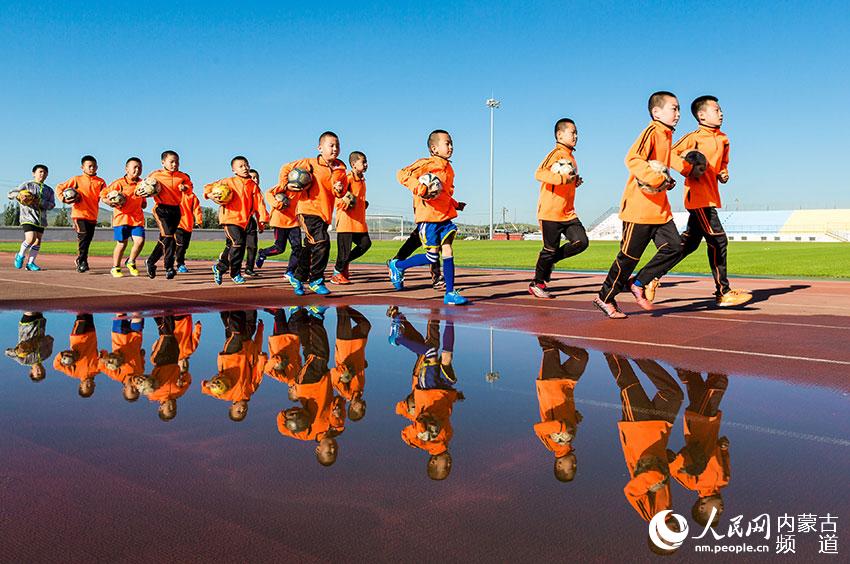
[255,253,266,269]
[444,291,469,306]
[212,264,223,285]
[177,264,189,274]
[25,262,41,271]
[308,278,331,296]
[291,276,305,296]
[231,274,246,285]
[307,305,328,319]
[388,259,404,290]
[284,272,299,288]
[14,254,24,269]
[388,318,404,346]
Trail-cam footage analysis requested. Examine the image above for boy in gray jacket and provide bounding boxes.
[8,164,56,271]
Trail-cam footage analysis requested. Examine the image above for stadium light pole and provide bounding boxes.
[486,98,501,240]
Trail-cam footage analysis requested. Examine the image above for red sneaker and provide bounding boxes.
[329,272,351,285]
[629,281,654,311]
[528,282,553,299]
[593,297,628,319]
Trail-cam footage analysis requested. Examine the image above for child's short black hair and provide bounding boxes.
[126,157,142,166]
[161,150,179,161]
[249,168,259,177]
[319,131,339,144]
[691,95,719,119]
[648,91,677,116]
[81,155,97,165]
[427,129,450,150]
[231,155,249,167]
[32,164,48,174]
[349,151,366,165]
[554,118,576,138]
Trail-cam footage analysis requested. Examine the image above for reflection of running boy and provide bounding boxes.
[136,316,191,422]
[99,314,145,401]
[5,312,54,382]
[331,306,371,421]
[263,308,303,391]
[53,313,100,397]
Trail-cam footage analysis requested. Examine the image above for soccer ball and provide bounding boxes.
[550,159,577,179]
[135,177,161,197]
[105,190,127,208]
[286,168,313,191]
[209,183,233,204]
[62,188,80,204]
[59,350,76,366]
[417,173,443,200]
[340,190,357,210]
[102,352,124,371]
[274,192,290,208]
[16,189,37,207]
[637,160,673,193]
[684,150,708,179]
[207,376,230,396]
[132,374,156,396]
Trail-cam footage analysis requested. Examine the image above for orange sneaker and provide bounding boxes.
[716,289,752,307]
[329,271,351,285]
[645,278,660,302]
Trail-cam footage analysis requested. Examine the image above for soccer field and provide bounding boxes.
[2,239,848,278]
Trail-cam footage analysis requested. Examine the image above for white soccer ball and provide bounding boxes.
[417,173,443,200]
[550,159,577,179]
[135,177,160,197]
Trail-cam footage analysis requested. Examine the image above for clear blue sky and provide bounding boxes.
[1,0,848,224]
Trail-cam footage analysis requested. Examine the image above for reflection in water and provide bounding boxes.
[100,315,145,401]
[4,312,54,382]
[53,313,100,397]
[135,316,192,421]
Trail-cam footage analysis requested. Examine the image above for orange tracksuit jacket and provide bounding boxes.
[178,191,203,231]
[669,410,730,497]
[103,177,146,227]
[52,329,100,381]
[618,420,673,521]
[397,156,458,224]
[174,316,201,360]
[276,372,346,441]
[56,174,107,221]
[335,173,368,233]
[100,330,145,384]
[619,121,692,225]
[330,336,367,400]
[534,379,579,458]
[263,333,302,385]
[203,176,268,229]
[673,125,730,210]
[536,143,580,222]
[147,366,191,402]
[398,388,459,456]
[202,329,266,402]
[276,156,349,224]
[149,169,193,207]
[264,185,301,229]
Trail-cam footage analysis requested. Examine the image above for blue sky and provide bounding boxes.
[1,0,848,224]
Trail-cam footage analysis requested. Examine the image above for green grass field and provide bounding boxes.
[2,239,848,278]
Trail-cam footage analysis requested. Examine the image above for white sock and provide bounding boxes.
[18,241,30,257]
[28,245,40,263]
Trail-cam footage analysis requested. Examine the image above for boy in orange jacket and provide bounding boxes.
[175,185,203,273]
[331,152,372,284]
[103,157,147,277]
[99,314,145,401]
[205,156,268,285]
[145,150,194,280]
[389,130,468,305]
[136,315,191,422]
[331,306,371,421]
[274,131,349,296]
[53,313,101,397]
[595,92,695,318]
[263,307,303,391]
[534,337,588,482]
[56,155,107,273]
[529,119,589,298]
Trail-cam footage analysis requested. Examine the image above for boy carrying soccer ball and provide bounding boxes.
[103,157,147,277]
[9,164,55,271]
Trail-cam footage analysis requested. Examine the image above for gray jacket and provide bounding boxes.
[8,181,56,227]
[4,314,54,366]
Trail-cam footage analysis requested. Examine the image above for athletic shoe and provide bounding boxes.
[293,280,305,296]
[444,291,469,306]
[14,254,24,269]
[126,261,140,276]
[78,261,89,273]
[166,269,176,280]
[307,305,328,319]
[388,318,404,345]
[146,260,156,279]
[645,278,660,302]
[212,264,222,285]
[110,267,123,278]
[716,289,753,307]
[284,271,299,288]
[255,253,266,269]
[528,282,553,299]
[231,274,246,285]
[593,297,628,319]
[308,278,331,296]
[330,271,351,285]
[245,269,259,277]
[25,262,41,271]
[629,281,654,311]
[177,264,189,274]
[432,276,446,291]
[388,259,404,290]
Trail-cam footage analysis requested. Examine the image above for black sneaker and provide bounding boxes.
[245,269,259,277]
[165,269,176,280]
[146,260,157,279]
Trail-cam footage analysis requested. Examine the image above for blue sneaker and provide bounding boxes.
[388,259,404,290]
[388,318,404,346]
[286,306,301,316]
[177,264,189,274]
[444,291,469,306]
[14,254,24,269]
[307,305,328,319]
[255,253,265,269]
[308,278,331,296]
[284,272,299,288]
[212,264,222,285]
[231,274,246,285]
[293,282,305,296]
[25,262,41,271]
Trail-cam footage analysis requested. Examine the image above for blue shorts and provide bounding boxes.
[417,360,457,390]
[114,225,145,241]
[417,220,457,249]
[112,318,144,333]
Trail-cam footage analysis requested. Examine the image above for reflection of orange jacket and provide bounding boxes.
[276,372,345,441]
[204,176,267,229]
[103,177,146,227]
[264,186,300,229]
[669,410,730,497]
[335,173,368,233]
[277,156,348,224]
[174,316,201,360]
[397,156,458,224]
[178,191,203,231]
[100,330,144,383]
[400,388,458,456]
[618,420,673,521]
[536,144,580,222]
[149,169,193,207]
[330,337,367,400]
[52,330,100,380]
[673,126,730,210]
[56,174,107,221]
[147,366,190,402]
[533,379,578,457]
[202,323,266,402]
[619,121,691,224]
[264,333,301,385]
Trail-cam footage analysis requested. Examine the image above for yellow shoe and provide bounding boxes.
[110,267,124,278]
[126,261,140,276]
[716,289,752,307]
[645,278,660,302]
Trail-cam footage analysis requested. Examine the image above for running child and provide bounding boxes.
[330,151,372,284]
[103,157,147,277]
[9,164,55,271]
[56,156,107,273]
